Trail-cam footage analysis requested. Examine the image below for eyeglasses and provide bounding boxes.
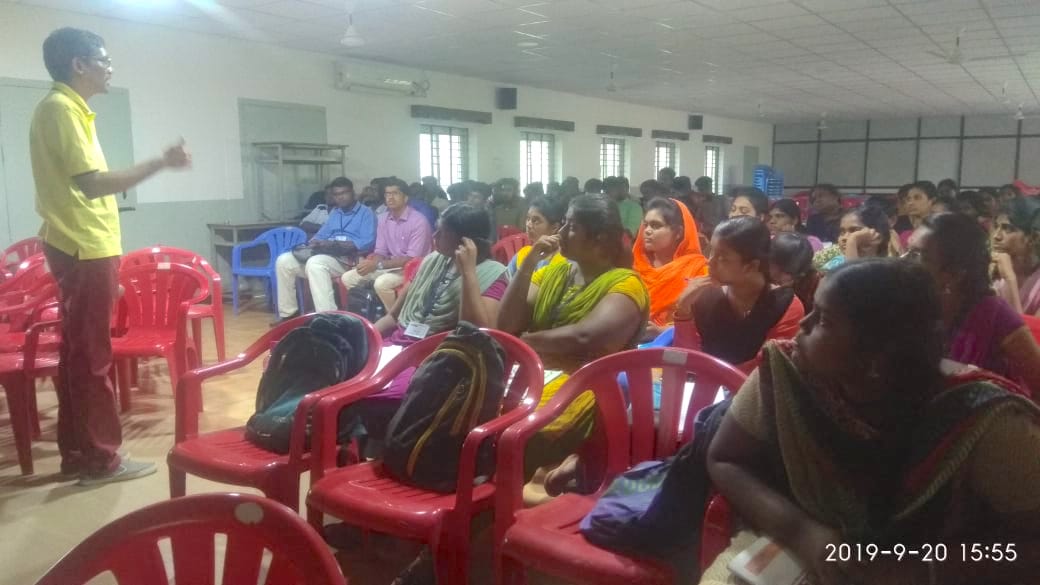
[900,249,922,262]
[84,55,112,68]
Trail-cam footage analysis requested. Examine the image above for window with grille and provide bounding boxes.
[520,132,554,188]
[600,137,625,179]
[654,141,677,175]
[705,145,721,190]
[419,125,468,186]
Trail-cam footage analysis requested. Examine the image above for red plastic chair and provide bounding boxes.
[495,347,747,585]
[0,319,60,475]
[306,329,544,585]
[111,263,208,413]
[491,233,530,265]
[167,312,381,511]
[1,236,43,275]
[498,224,524,240]
[1023,315,1040,343]
[36,492,347,585]
[123,245,227,362]
[0,254,50,304]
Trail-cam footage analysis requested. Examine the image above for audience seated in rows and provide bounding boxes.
[728,187,769,224]
[701,259,1040,585]
[498,194,649,483]
[767,198,822,251]
[769,232,820,313]
[299,182,334,237]
[604,176,643,238]
[506,196,568,277]
[338,203,508,449]
[633,197,708,340]
[992,197,1040,316]
[688,175,728,237]
[492,178,527,231]
[899,179,938,246]
[340,178,432,311]
[909,212,1040,394]
[420,175,451,212]
[815,204,891,272]
[863,194,905,256]
[673,217,804,375]
[274,178,375,319]
[805,183,842,243]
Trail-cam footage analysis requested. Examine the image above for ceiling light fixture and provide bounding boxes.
[517,40,540,48]
[340,13,364,47]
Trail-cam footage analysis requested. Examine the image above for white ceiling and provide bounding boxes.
[11,0,1040,122]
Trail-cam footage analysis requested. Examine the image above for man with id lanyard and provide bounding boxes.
[274,176,375,320]
[340,177,431,311]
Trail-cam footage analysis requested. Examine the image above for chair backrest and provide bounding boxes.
[123,246,221,301]
[118,263,209,330]
[36,493,347,585]
[259,227,308,257]
[0,254,53,300]
[311,327,544,480]
[556,347,746,490]
[498,225,524,240]
[2,236,43,271]
[1023,314,1040,344]
[491,233,529,265]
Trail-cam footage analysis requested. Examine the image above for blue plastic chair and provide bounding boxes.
[231,227,307,315]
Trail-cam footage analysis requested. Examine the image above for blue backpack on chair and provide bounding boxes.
[579,398,731,558]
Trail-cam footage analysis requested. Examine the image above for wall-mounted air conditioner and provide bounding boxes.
[335,60,430,97]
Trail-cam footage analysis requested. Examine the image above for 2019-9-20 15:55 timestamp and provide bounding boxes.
[825,543,1018,563]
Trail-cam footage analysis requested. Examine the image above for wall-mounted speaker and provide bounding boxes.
[496,87,518,110]
[688,114,703,130]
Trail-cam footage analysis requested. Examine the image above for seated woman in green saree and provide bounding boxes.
[498,194,649,481]
[702,259,1040,585]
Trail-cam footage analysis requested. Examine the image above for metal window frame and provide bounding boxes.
[419,124,469,185]
[654,140,677,174]
[600,137,626,178]
[705,145,721,187]
[520,131,555,187]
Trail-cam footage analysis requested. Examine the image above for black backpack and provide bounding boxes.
[345,280,387,324]
[382,322,506,493]
[244,313,369,453]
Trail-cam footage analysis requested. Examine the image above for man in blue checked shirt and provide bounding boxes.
[274,176,375,320]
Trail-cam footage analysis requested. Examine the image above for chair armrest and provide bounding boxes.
[454,396,539,507]
[231,239,270,267]
[174,316,313,442]
[494,379,590,537]
[24,318,61,368]
[309,334,447,481]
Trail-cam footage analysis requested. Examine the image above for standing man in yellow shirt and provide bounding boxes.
[30,28,191,485]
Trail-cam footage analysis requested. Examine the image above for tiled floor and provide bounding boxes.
[0,308,570,585]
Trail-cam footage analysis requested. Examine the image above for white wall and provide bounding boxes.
[0,2,772,251]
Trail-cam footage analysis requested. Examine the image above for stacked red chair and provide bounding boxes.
[123,245,227,363]
[0,236,43,277]
[306,329,544,585]
[167,312,381,511]
[495,347,746,585]
[0,319,60,474]
[36,493,347,585]
[111,262,208,412]
[491,233,530,265]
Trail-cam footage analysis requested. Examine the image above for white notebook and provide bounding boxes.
[728,536,810,585]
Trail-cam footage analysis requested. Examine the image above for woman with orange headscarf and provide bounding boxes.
[634,197,709,339]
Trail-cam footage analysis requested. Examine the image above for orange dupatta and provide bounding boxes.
[633,199,709,326]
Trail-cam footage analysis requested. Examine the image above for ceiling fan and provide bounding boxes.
[926,28,1027,64]
[340,13,364,47]
[1012,104,1040,121]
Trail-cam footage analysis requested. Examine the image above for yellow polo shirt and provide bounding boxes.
[29,82,121,259]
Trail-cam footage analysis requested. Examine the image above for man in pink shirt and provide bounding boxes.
[342,177,432,310]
